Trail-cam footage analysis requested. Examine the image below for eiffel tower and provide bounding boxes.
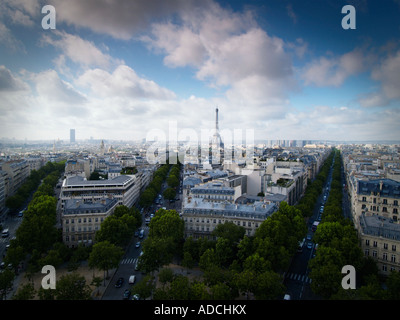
[209,107,224,165]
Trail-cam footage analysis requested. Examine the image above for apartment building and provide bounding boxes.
[62,198,118,247]
[351,179,400,223]
[189,181,241,204]
[0,160,29,197]
[358,214,400,275]
[60,174,140,213]
[182,198,277,238]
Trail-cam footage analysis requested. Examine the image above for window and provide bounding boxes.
[373,241,378,247]
[395,200,398,206]
[365,239,370,246]
[384,243,388,250]
[383,207,387,213]
[394,208,398,214]
[391,255,396,263]
[383,253,388,261]
[365,249,369,256]
[393,245,397,252]
[383,199,388,204]
[372,250,377,257]
[362,196,367,202]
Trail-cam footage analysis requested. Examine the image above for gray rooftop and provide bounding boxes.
[357,179,400,198]
[64,174,134,187]
[64,198,118,215]
[359,214,400,241]
[183,198,277,220]
[191,182,234,195]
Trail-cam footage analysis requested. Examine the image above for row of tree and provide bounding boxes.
[139,164,171,208]
[163,164,181,201]
[5,161,65,213]
[295,151,335,218]
[308,150,400,299]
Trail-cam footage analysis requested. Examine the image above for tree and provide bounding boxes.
[191,280,210,300]
[163,187,176,201]
[0,269,15,300]
[12,283,36,300]
[212,221,245,245]
[139,188,157,208]
[95,214,136,247]
[88,241,123,285]
[139,237,175,273]
[167,175,179,188]
[169,275,190,300]
[55,273,92,300]
[132,274,155,300]
[149,209,184,245]
[4,246,25,274]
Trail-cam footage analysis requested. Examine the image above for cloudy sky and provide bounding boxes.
[0,0,399,142]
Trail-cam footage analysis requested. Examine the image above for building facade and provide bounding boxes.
[352,179,400,224]
[182,198,277,239]
[62,198,118,247]
[60,174,140,213]
[358,214,400,275]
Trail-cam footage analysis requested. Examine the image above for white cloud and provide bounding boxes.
[40,31,124,70]
[76,65,176,100]
[48,0,187,40]
[302,49,365,86]
[0,65,29,92]
[33,69,87,107]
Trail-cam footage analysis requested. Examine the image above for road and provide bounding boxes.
[283,156,335,300]
[102,166,183,300]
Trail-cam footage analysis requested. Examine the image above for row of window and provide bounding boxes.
[361,197,399,206]
[64,217,105,224]
[365,239,397,251]
[65,226,99,233]
[362,204,398,214]
[184,217,260,228]
[364,249,398,263]
[65,234,93,242]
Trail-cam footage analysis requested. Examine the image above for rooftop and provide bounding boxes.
[183,198,277,220]
[357,179,400,197]
[64,198,118,215]
[359,214,400,241]
[63,174,135,187]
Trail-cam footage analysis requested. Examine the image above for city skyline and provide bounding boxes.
[1,0,400,142]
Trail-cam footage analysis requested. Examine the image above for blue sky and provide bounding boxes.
[0,0,399,142]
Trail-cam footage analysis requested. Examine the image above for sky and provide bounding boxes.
[0,0,400,142]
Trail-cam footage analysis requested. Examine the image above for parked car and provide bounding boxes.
[115,277,124,288]
[135,241,141,248]
[123,289,131,300]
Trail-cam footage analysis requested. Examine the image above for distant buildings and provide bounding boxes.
[0,160,29,199]
[70,129,75,144]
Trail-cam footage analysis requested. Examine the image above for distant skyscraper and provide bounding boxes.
[70,129,75,144]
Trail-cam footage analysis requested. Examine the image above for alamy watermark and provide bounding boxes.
[41,265,56,289]
[145,121,255,169]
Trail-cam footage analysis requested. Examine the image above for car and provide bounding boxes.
[115,277,124,288]
[135,242,141,248]
[129,275,136,284]
[307,242,313,249]
[132,293,140,300]
[306,234,312,241]
[123,289,131,300]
